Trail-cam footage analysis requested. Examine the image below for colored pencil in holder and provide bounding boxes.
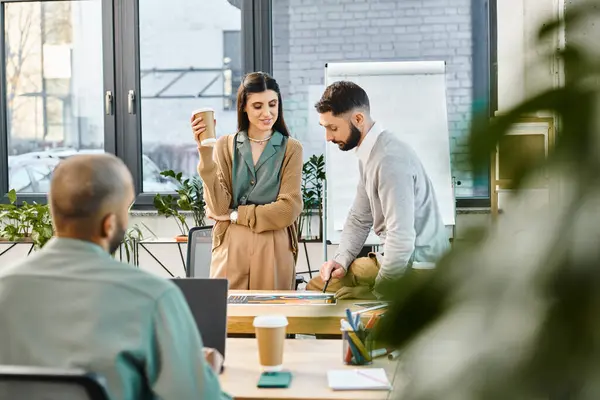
[341,318,372,365]
[343,329,362,363]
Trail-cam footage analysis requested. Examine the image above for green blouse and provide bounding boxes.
[231,130,288,208]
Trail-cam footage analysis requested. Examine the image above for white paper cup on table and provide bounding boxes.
[192,107,216,146]
[253,315,288,372]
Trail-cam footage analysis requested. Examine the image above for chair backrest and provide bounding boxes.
[0,365,109,400]
[186,226,213,278]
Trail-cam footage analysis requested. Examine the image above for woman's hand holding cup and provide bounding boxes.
[191,108,217,147]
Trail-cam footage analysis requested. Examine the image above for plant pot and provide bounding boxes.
[175,235,188,243]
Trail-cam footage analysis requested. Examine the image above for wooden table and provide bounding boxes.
[221,338,400,400]
[227,291,385,335]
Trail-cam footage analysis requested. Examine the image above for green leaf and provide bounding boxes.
[177,195,191,210]
[160,170,177,179]
[152,170,207,229]
[7,189,17,204]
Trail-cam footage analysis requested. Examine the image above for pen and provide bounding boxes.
[346,334,362,363]
[365,314,378,329]
[356,370,390,386]
[346,329,371,361]
[322,269,334,293]
[341,319,354,363]
[353,303,388,315]
[345,309,357,331]
[371,348,388,358]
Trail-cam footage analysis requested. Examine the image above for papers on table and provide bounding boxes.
[327,368,391,391]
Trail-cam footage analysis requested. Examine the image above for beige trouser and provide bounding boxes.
[306,252,380,292]
[210,223,295,290]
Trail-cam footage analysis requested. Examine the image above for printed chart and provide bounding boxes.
[228,293,337,305]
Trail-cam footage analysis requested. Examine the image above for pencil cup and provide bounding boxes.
[341,328,372,366]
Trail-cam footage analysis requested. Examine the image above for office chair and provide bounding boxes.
[0,365,109,400]
[186,225,306,288]
[186,226,213,278]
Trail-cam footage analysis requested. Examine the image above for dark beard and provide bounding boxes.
[339,122,362,151]
[108,223,126,255]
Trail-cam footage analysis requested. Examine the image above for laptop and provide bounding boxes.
[170,278,229,367]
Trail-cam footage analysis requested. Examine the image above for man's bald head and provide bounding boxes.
[49,153,135,251]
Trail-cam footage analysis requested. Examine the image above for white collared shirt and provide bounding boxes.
[355,122,383,166]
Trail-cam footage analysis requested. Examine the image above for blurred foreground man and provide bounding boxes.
[0,154,230,400]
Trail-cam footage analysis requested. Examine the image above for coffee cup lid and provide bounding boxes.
[191,107,215,116]
[253,315,288,328]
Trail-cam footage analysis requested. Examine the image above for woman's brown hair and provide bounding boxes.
[236,72,291,137]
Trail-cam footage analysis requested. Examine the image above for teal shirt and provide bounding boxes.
[232,131,288,208]
[0,238,230,400]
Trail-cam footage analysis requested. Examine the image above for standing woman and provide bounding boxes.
[191,72,303,290]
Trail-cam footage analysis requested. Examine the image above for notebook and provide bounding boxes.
[327,368,392,391]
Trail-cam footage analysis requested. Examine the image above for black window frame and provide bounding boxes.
[223,29,242,112]
[464,0,497,208]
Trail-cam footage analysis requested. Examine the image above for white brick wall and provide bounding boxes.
[273,0,476,197]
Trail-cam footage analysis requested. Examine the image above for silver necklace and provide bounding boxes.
[248,134,272,145]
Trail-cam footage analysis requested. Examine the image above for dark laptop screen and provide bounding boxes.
[170,278,228,361]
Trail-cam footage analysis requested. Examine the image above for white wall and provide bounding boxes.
[495,0,562,213]
[497,0,562,112]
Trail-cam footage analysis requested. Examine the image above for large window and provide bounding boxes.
[272,0,494,204]
[138,0,242,192]
[0,0,494,207]
[0,0,253,205]
[2,0,105,195]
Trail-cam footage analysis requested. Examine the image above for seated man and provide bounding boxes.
[0,154,230,400]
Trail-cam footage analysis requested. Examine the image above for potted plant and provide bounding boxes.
[118,223,156,265]
[298,154,326,241]
[0,190,154,266]
[153,170,206,241]
[0,189,53,250]
[374,7,600,398]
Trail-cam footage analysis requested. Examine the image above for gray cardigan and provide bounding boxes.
[333,123,450,286]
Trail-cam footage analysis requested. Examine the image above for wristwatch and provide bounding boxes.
[229,209,238,224]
